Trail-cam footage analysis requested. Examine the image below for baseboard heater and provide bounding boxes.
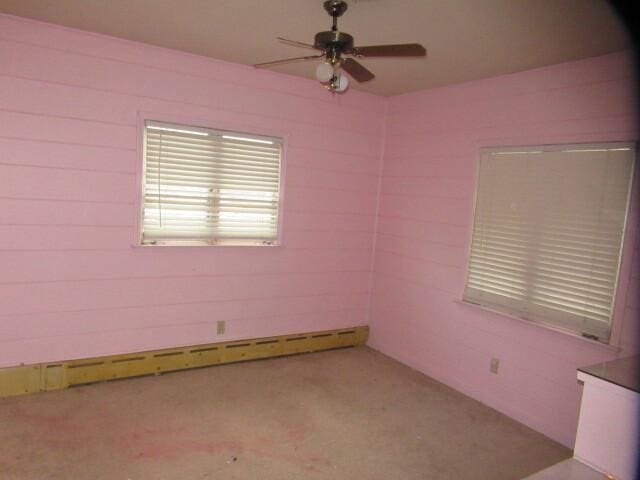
[0,326,368,398]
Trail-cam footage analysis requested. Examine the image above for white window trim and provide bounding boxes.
[461,141,636,346]
[134,116,288,248]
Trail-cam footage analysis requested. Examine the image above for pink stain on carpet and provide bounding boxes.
[1,401,330,474]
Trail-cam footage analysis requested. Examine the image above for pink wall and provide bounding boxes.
[1,12,638,451]
[0,14,386,367]
[368,51,639,447]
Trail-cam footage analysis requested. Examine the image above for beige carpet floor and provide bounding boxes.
[0,346,570,479]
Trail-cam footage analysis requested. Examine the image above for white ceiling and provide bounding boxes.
[0,0,631,96]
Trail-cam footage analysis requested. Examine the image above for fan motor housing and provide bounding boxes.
[314,31,354,51]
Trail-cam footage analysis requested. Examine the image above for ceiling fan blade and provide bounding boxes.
[349,43,426,57]
[341,58,375,83]
[277,37,320,51]
[254,54,324,68]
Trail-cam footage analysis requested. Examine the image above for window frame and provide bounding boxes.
[462,141,636,345]
[134,115,288,248]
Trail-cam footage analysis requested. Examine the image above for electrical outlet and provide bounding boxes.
[216,320,226,335]
[490,357,500,374]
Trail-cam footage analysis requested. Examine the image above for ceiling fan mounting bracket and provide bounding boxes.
[324,1,348,19]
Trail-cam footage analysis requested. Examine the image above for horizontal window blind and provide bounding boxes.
[464,143,635,341]
[142,120,282,245]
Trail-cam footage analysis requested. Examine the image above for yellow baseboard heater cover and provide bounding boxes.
[0,326,368,398]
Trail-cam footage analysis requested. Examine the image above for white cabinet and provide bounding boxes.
[574,368,639,480]
[525,355,639,480]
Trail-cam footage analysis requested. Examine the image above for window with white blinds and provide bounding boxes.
[464,143,635,342]
[141,120,282,246]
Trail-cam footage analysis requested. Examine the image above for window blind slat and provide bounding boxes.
[464,143,634,341]
[142,121,282,245]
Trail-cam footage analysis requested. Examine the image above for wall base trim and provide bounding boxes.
[0,326,368,397]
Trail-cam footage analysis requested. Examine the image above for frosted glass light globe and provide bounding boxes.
[335,74,349,92]
[315,63,333,83]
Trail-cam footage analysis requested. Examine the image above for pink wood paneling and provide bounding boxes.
[0,294,369,349]
[0,249,373,281]
[0,199,134,226]
[0,270,370,319]
[1,11,637,454]
[0,14,385,367]
[369,51,639,448]
[0,15,385,115]
[0,138,136,173]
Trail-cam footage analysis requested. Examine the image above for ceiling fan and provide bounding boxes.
[254,0,426,92]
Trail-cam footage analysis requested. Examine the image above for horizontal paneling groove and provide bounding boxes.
[285,227,374,235]
[385,115,636,144]
[0,306,368,344]
[372,295,607,372]
[372,270,458,297]
[0,226,372,233]
[388,70,634,114]
[0,245,373,253]
[0,223,133,228]
[285,147,380,175]
[0,137,135,174]
[282,142,380,160]
[389,95,636,136]
[0,134,136,151]
[284,207,375,217]
[383,153,471,162]
[0,35,384,116]
[1,284,371,318]
[0,106,134,128]
[285,184,378,196]
[0,195,133,205]
[0,68,380,136]
[381,174,473,181]
[374,247,462,269]
[0,78,381,143]
[0,277,371,317]
[0,26,383,107]
[374,311,581,405]
[379,191,472,201]
[0,161,136,175]
[0,248,122,253]
[0,267,371,286]
[374,230,466,249]
[287,163,379,178]
[0,110,136,148]
[376,213,468,228]
[0,291,368,319]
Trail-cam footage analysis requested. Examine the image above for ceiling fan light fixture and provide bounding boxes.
[315,62,334,83]
[330,73,349,92]
[254,0,426,93]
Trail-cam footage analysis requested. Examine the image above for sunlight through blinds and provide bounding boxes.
[464,143,635,341]
[142,121,282,245]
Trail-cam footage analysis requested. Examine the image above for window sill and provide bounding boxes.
[454,299,622,353]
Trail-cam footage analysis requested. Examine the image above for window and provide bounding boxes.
[140,120,283,246]
[464,143,635,342]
